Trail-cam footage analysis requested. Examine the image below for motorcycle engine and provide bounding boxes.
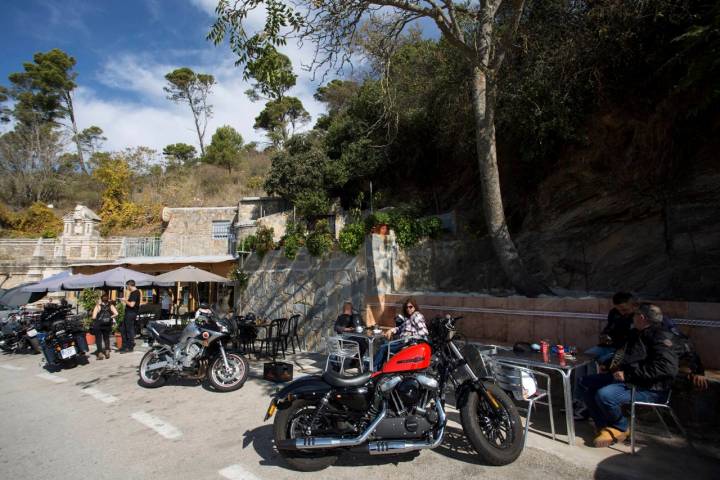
[182,342,203,368]
[396,378,421,407]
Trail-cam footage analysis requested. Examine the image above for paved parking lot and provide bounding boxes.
[0,349,714,479]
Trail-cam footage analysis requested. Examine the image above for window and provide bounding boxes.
[212,220,231,240]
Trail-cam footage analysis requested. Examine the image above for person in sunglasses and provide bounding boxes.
[373,297,428,369]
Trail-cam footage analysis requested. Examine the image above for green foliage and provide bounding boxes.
[230,266,250,292]
[203,125,244,173]
[365,209,442,248]
[306,219,334,257]
[338,221,365,256]
[254,225,276,258]
[281,221,307,260]
[79,288,100,313]
[254,96,310,147]
[163,67,215,155]
[237,234,257,253]
[1,203,63,238]
[245,45,297,100]
[294,191,330,218]
[114,301,125,333]
[163,143,197,168]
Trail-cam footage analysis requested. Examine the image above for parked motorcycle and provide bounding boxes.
[265,315,523,471]
[42,315,88,369]
[0,314,42,354]
[138,312,249,392]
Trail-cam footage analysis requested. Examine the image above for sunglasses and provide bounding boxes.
[406,305,415,310]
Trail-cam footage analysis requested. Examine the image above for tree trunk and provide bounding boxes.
[187,94,206,156]
[66,92,89,174]
[470,66,550,296]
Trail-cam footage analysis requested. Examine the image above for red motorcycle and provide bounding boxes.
[264,315,523,471]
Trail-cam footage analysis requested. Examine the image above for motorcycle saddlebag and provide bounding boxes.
[263,361,293,382]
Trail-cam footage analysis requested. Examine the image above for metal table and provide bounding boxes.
[492,349,593,446]
[341,331,387,371]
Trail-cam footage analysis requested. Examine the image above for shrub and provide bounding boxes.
[230,267,250,292]
[338,222,365,255]
[306,219,334,257]
[79,288,100,313]
[237,234,257,253]
[282,221,307,260]
[294,190,330,218]
[254,225,276,258]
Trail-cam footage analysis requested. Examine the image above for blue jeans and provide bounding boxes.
[585,345,616,364]
[581,373,668,431]
[373,342,403,370]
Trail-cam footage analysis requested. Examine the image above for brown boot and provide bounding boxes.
[104,350,111,359]
[95,351,105,360]
[593,427,628,447]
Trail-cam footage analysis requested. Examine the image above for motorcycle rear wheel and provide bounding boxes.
[139,350,166,388]
[460,382,524,466]
[273,399,339,472]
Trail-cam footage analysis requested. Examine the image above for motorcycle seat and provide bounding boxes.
[158,331,182,345]
[322,369,372,388]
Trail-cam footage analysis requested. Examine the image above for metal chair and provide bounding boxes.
[630,387,688,454]
[490,359,555,448]
[325,336,363,375]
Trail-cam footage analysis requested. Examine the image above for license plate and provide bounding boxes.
[60,346,76,359]
[26,328,37,337]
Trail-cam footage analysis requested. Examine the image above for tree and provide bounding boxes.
[254,96,311,147]
[6,49,90,174]
[203,125,245,173]
[163,143,198,168]
[209,0,549,295]
[163,68,216,156]
[76,126,106,161]
[245,45,297,100]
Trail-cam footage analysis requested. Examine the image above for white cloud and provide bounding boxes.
[73,45,327,153]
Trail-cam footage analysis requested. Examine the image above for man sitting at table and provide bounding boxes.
[588,292,636,364]
[334,302,361,334]
[582,303,679,447]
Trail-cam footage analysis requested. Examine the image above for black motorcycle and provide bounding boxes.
[0,314,42,354]
[42,315,88,369]
[139,311,249,392]
[265,315,523,471]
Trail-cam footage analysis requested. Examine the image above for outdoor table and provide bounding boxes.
[491,349,594,446]
[341,329,388,371]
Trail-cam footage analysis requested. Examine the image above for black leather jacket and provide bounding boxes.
[619,324,679,391]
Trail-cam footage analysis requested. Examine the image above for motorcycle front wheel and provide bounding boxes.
[138,350,166,388]
[273,399,339,472]
[207,353,249,392]
[460,382,524,466]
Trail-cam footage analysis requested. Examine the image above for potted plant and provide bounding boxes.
[366,211,391,235]
[79,289,100,346]
[113,301,125,349]
[82,314,95,346]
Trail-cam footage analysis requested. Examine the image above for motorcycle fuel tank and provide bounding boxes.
[381,343,432,374]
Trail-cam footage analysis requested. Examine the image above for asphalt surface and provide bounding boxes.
[0,347,623,480]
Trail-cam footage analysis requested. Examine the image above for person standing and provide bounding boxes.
[91,294,117,360]
[119,280,140,353]
[160,289,172,320]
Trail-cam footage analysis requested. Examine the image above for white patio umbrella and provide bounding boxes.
[62,267,173,289]
[153,266,229,314]
[22,271,75,293]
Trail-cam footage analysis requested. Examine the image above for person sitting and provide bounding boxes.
[334,302,361,334]
[373,297,428,370]
[582,303,680,447]
[588,292,636,364]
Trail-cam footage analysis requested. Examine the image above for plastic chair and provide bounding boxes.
[630,387,688,454]
[491,359,555,448]
[285,314,303,353]
[325,336,363,374]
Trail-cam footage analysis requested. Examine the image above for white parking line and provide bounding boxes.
[219,464,263,480]
[36,373,67,383]
[130,411,182,440]
[0,364,25,371]
[82,387,118,404]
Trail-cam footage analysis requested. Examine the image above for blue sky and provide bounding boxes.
[0,0,330,151]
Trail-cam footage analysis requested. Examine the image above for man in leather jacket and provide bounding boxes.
[581,303,679,448]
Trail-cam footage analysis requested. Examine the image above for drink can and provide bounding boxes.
[540,341,549,354]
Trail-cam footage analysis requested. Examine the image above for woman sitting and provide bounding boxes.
[373,297,428,370]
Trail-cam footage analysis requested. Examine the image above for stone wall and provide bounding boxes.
[238,247,368,351]
[160,206,237,256]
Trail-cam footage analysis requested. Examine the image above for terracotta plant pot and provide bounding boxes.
[114,333,122,349]
[85,332,96,346]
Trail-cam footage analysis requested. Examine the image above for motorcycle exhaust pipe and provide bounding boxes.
[276,403,387,451]
[368,400,447,455]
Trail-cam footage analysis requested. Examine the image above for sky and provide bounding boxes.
[0,0,335,153]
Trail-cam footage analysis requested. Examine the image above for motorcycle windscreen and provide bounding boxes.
[381,343,432,374]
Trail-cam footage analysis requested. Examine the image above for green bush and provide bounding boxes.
[254,226,276,258]
[365,209,443,248]
[339,221,366,255]
[79,288,100,313]
[294,190,330,218]
[364,211,391,233]
[230,267,250,292]
[281,221,307,260]
[306,219,334,257]
[237,234,257,253]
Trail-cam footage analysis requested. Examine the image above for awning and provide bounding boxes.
[22,271,75,293]
[62,267,173,289]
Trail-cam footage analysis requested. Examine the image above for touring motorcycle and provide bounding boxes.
[42,315,89,370]
[0,314,41,354]
[265,315,523,471]
[138,312,249,392]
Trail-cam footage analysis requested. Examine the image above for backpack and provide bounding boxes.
[96,303,113,326]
